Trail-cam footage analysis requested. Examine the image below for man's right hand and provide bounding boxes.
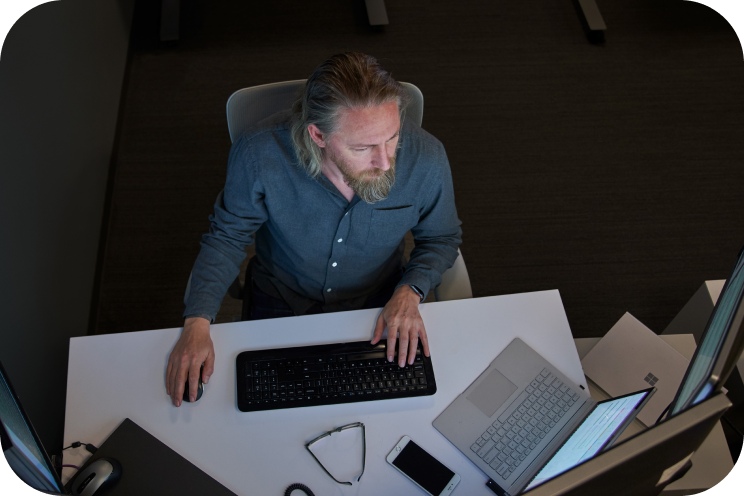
[166,317,215,407]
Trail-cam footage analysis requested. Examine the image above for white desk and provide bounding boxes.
[64,291,585,495]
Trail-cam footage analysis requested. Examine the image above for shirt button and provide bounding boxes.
[337,238,343,243]
[326,288,332,293]
[332,262,338,267]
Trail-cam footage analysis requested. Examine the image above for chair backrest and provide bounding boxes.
[226,80,424,143]
[434,249,473,301]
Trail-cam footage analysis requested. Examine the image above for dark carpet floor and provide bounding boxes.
[94,0,744,339]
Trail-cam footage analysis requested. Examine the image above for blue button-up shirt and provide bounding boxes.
[184,112,462,321]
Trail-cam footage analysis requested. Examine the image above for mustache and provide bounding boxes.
[327,149,397,204]
[347,163,396,204]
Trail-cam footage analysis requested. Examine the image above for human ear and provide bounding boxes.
[307,124,326,148]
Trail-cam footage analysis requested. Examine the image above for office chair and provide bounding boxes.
[223,79,472,317]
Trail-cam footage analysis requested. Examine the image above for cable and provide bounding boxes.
[284,483,315,496]
[62,442,98,453]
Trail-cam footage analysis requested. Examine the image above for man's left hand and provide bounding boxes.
[371,285,429,367]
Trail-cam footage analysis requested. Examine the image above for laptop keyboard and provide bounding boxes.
[236,340,437,412]
[470,368,581,480]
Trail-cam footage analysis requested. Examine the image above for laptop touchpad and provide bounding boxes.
[467,369,518,417]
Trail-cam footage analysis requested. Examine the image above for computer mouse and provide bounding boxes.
[182,366,204,402]
[70,457,122,496]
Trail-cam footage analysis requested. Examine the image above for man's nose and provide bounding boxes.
[372,146,391,171]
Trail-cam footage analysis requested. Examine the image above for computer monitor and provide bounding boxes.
[522,391,731,496]
[668,245,744,417]
[0,361,65,494]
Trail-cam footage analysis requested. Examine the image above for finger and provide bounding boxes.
[371,312,386,345]
[167,352,183,404]
[203,351,215,385]
[173,360,189,407]
[419,328,430,357]
[168,361,179,403]
[397,333,409,367]
[386,327,398,363]
[165,360,173,395]
[188,362,201,402]
[408,334,419,365]
[172,372,183,407]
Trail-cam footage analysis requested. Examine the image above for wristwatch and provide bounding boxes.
[409,284,425,303]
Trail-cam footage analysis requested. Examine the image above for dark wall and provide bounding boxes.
[0,0,134,453]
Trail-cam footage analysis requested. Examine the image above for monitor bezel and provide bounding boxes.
[0,361,65,494]
[668,245,744,417]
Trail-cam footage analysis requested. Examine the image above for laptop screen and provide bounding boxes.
[669,247,744,416]
[525,388,652,491]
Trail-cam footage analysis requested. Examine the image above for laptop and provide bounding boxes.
[0,361,235,496]
[433,338,654,496]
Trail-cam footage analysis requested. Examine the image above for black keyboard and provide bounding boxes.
[236,340,437,412]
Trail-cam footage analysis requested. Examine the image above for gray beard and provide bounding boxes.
[344,167,396,203]
[329,149,397,204]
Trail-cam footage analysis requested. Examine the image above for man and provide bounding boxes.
[166,52,462,406]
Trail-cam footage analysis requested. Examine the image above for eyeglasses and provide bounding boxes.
[305,422,366,485]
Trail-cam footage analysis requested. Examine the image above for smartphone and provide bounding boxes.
[387,436,460,496]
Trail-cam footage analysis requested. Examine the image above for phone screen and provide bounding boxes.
[391,439,456,495]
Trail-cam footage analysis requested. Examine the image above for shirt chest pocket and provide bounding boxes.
[366,205,418,248]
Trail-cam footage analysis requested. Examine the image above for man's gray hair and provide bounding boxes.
[290,52,407,177]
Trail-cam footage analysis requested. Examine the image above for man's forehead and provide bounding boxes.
[335,102,401,143]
